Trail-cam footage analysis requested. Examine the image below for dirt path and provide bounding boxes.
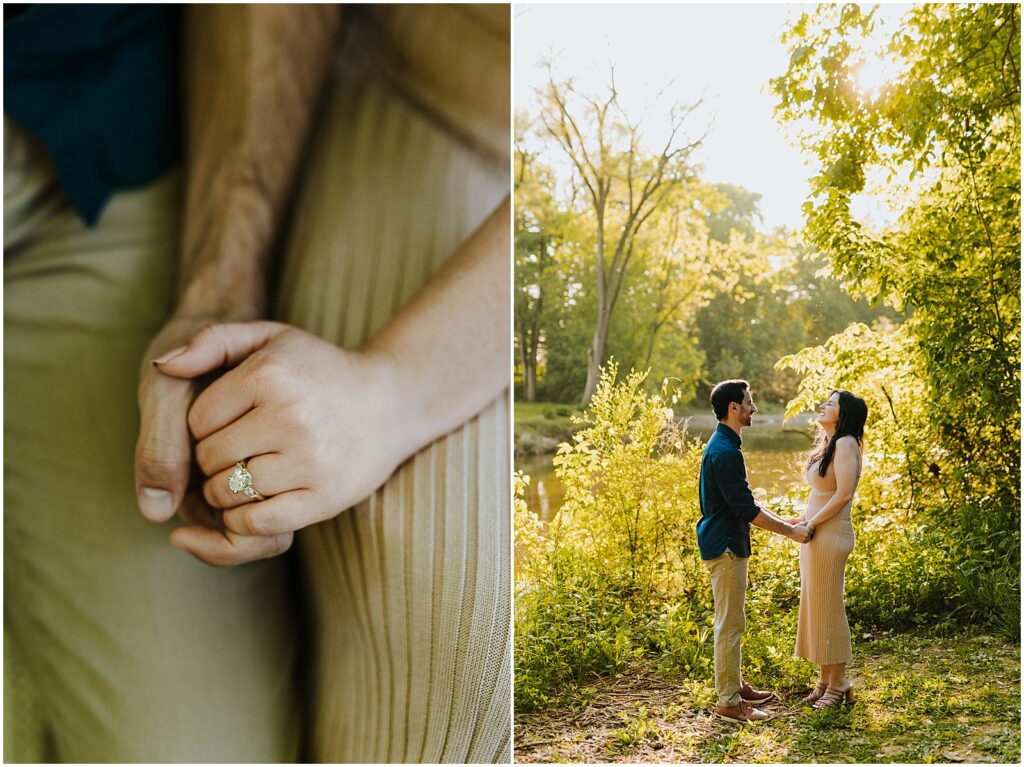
[515,632,1020,763]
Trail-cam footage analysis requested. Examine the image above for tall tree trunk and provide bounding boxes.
[523,354,537,402]
[519,339,536,402]
[582,310,610,403]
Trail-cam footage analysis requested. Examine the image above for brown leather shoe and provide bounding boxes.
[739,681,774,704]
[715,700,769,723]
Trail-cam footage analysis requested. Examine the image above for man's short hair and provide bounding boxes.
[710,379,749,421]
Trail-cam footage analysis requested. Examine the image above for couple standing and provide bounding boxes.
[697,379,868,723]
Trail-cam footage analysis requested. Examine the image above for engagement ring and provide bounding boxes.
[228,461,265,501]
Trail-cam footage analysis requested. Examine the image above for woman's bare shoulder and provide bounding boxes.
[835,434,861,454]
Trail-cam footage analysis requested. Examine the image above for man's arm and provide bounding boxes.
[715,450,810,543]
[753,508,811,542]
[177,4,342,320]
[135,6,342,522]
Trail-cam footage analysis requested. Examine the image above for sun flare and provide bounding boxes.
[853,55,894,97]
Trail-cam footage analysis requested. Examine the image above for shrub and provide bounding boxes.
[515,363,813,709]
[516,349,1020,713]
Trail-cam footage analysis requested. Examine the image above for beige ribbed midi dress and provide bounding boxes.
[275,7,511,763]
[794,457,860,665]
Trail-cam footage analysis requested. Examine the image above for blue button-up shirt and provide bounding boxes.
[5,5,181,225]
[697,422,761,560]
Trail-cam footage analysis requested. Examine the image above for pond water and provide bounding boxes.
[517,426,813,523]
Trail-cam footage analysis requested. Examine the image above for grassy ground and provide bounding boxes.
[515,402,582,438]
[515,631,1020,763]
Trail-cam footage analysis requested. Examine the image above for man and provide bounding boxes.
[698,380,812,723]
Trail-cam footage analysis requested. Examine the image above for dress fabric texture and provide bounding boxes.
[276,6,511,763]
[794,457,858,665]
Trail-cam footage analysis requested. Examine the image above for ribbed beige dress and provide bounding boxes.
[275,6,511,763]
[794,456,860,665]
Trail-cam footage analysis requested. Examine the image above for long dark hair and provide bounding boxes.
[808,390,868,477]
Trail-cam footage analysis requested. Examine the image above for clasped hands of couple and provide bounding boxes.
[136,316,416,567]
[787,519,815,544]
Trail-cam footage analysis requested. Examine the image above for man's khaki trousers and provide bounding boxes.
[705,550,748,707]
[4,118,300,762]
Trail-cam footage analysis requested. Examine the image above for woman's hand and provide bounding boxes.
[155,321,412,566]
[154,200,509,567]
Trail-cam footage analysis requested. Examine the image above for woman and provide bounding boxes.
[789,390,868,708]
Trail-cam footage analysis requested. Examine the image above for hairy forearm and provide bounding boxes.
[176,4,341,321]
[366,198,511,455]
[752,508,794,537]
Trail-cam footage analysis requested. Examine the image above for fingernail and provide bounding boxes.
[139,487,175,521]
[151,345,188,366]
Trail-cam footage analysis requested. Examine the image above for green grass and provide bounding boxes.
[515,402,582,428]
[515,631,1020,763]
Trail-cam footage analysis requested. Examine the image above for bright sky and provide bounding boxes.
[514,3,909,232]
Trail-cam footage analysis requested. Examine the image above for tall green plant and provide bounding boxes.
[516,365,809,710]
[552,363,702,599]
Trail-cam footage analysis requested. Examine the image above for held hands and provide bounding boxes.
[149,321,413,566]
[788,523,814,544]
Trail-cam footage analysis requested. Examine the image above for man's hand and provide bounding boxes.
[135,316,217,522]
[136,314,245,532]
[789,523,814,544]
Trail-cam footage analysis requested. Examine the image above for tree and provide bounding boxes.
[773,3,1020,511]
[537,67,706,402]
[515,113,568,402]
[705,183,763,244]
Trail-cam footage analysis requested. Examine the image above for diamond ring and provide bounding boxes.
[228,461,265,501]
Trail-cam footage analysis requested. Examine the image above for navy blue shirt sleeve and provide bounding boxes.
[711,448,760,524]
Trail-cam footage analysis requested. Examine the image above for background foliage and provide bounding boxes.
[516,2,1019,715]
[513,141,893,405]
[773,1,1020,636]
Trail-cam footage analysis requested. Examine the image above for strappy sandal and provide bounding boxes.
[801,680,828,704]
[812,682,855,708]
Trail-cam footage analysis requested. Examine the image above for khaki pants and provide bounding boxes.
[4,119,300,762]
[705,551,749,707]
